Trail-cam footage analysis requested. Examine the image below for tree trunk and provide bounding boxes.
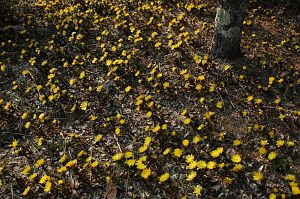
[211,0,246,59]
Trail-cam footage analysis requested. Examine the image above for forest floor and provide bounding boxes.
[0,0,299,198]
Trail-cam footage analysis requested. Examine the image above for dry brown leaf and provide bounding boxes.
[105,182,117,199]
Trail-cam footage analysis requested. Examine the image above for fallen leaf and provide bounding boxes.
[105,182,117,199]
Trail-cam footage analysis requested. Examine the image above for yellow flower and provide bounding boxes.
[38,113,45,121]
[292,186,300,195]
[207,161,216,170]
[193,185,202,196]
[285,174,296,181]
[139,156,147,162]
[154,42,161,48]
[48,74,55,80]
[152,125,161,133]
[253,171,263,182]
[216,101,223,108]
[136,160,146,170]
[185,154,194,163]
[115,127,121,135]
[268,152,277,160]
[290,182,298,188]
[22,166,31,175]
[65,159,77,167]
[279,114,285,120]
[163,82,170,89]
[117,114,123,120]
[139,145,148,153]
[79,71,85,79]
[197,75,205,81]
[268,76,275,84]
[159,173,170,183]
[232,164,243,172]
[4,101,11,110]
[194,54,201,64]
[209,85,215,92]
[106,59,112,66]
[41,60,48,66]
[188,161,197,170]
[145,95,152,101]
[223,177,233,184]
[125,86,131,92]
[223,65,231,71]
[90,115,97,121]
[276,140,284,147]
[163,148,170,155]
[269,193,276,199]
[34,159,45,167]
[125,151,133,158]
[174,148,183,158]
[119,119,125,125]
[57,180,64,185]
[9,139,19,148]
[260,140,269,146]
[184,118,191,125]
[196,84,202,90]
[231,154,241,163]
[25,122,31,129]
[71,104,76,112]
[39,174,50,184]
[187,171,197,181]
[44,181,52,193]
[126,159,135,166]
[141,168,151,179]
[57,166,67,173]
[247,95,254,102]
[91,160,99,168]
[59,154,67,163]
[112,153,123,161]
[29,173,37,181]
[204,111,215,119]
[255,98,263,104]
[258,147,267,155]
[80,101,88,111]
[21,112,28,119]
[36,137,43,146]
[219,162,226,169]
[144,137,151,145]
[1,63,6,71]
[86,156,92,163]
[287,141,295,147]
[193,135,201,144]
[233,139,241,146]
[146,111,152,118]
[145,125,150,132]
[22,186,31,196]
[95,134,103,142]
[151,32,158,37]
[197,160,207,169]
[210,147,223,158]
[182,139,189,146]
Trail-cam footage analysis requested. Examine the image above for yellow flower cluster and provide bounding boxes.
[0,0,299,198]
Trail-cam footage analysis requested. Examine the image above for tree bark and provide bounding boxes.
[211,0,247,59]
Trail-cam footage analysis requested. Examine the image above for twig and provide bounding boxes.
[113,134,123,153]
